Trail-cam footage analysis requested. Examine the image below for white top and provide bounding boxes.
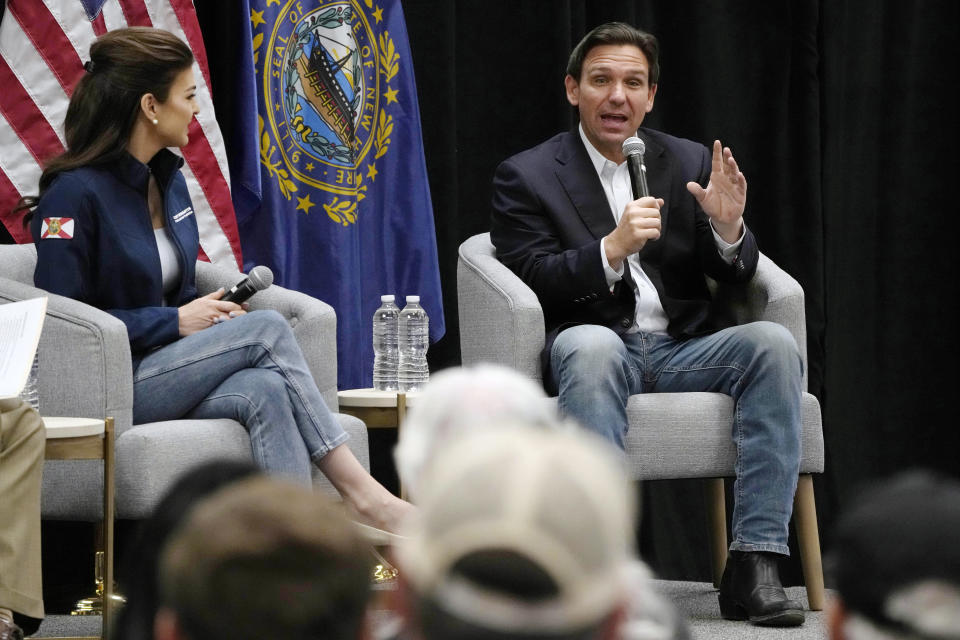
[43,416,105,438]
[154,226,181,299]
[337,388,420,408]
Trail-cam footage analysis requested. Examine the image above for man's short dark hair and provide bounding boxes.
[566,22,660,85]
[159,477,372,640]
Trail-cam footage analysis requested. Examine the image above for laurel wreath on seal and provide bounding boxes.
[323,195,358,226]
[259,115,298,199]
[379,31,399,82]
[373,30,398,160]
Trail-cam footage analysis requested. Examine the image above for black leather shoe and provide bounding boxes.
[718,551,805,626]
[0,617,24,640]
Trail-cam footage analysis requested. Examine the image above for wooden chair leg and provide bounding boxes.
[704,478,728,588]
[397,395,407,500]
[102,416,115,639]
[793,474,825,611]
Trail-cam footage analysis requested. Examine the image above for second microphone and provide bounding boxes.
[221,265,274,304]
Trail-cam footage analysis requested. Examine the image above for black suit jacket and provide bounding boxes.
[490,128,759,387]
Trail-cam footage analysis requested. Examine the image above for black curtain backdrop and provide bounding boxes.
[1,0,953,586]
[819,1,960,504]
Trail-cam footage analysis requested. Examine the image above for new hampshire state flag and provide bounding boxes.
[235,0,444,389]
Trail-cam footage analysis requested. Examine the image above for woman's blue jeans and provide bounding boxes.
[550,321,803,555]
[131,310,348,486]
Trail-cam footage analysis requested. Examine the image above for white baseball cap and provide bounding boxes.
[396,425,635,635]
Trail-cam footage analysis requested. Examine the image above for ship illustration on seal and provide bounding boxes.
[292,29,358,157]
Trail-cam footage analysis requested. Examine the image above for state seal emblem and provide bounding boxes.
[255,0,399,225]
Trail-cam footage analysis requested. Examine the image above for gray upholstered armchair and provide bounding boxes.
[0,243,369,521]
[457,232,825,609]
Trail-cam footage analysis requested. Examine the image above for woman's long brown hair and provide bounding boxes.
[15,27,193,223]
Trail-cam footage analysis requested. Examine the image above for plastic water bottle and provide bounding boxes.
[18,353,40,412]
[398,295,429,392]
[372,295,400,391]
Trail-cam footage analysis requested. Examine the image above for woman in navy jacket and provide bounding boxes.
[18,27,410,533]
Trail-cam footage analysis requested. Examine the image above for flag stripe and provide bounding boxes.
[92,13,108,36]
[0,10,70,147]
[179,159,231,263]
[180,120,242,263]
[0,108,44,199]
[0,56,65,166]
[0,110,42,244]
[43,0,99,71]
[101,1,129,32]
[168,0,212,102]
[0,168,31,244]
[117,0,152,26]
[7,0,84,95]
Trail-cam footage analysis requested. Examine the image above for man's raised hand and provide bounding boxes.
[686,140,746,243]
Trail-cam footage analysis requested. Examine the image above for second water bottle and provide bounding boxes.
[398,295,429,392]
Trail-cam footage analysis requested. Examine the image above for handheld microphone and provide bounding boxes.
[221,265,273,304]
[622,136,649,199]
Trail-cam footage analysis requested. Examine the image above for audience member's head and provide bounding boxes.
[153,476,372,640]
[828,470,960,640]
[112,459,261,640]
[395,426,635,640]
[395,363,562,501]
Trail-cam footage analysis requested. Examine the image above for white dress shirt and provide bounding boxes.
[579,125,744,334]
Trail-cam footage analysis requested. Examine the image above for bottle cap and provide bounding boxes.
[381,294,395,302]
[406,295,420,303]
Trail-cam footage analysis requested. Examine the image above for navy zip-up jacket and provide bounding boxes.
[32,149,199,361]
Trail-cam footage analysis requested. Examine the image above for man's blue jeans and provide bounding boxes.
[550,321,802,555]
[130,310,348,486]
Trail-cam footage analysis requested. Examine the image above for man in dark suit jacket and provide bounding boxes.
[491,22,805,627]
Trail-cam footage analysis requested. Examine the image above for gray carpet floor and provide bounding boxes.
[33,581,829,639]
[33,613,102,638]
[656,580,828,640]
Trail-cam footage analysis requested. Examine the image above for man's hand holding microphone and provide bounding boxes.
[604,136,747,271]
[604,136,662,271]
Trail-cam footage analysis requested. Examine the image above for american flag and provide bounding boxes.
[0,0,242,268]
